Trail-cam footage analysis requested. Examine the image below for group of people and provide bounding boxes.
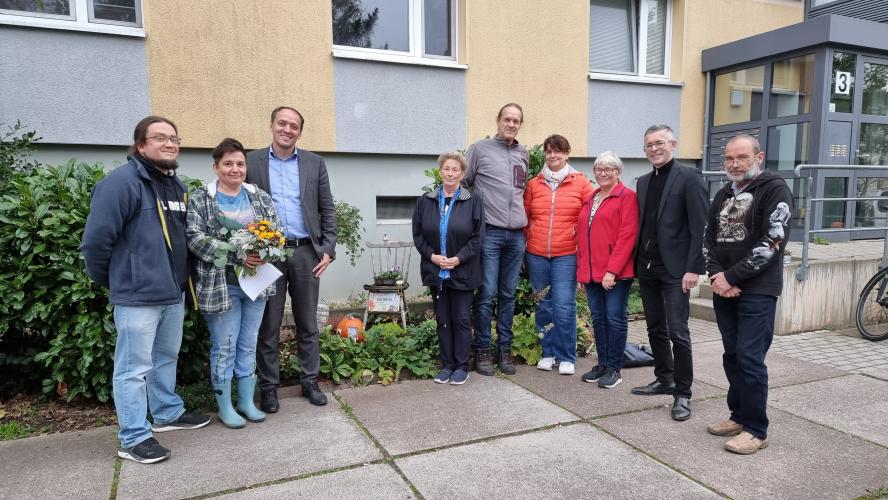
[80,101,791,464]
[413,103,792,456]
[82,107,337,464]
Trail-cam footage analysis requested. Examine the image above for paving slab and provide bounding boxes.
[596,398,888,499]
[0,425,117,500]
[508,357,725,419]
[771,374,888,447]
[216,464,415,499]
[692,341,847,390]
[861,366,888,381]
[116,396,381,499]
[396,424,717,499]
[334,376,578,456]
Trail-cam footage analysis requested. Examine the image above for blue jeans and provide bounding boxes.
[112,297,186,448]
[473,226,525,350]
[526,253,577,363]
[713,293,777,440]
[206,286,267,385]
[586,279,633,370]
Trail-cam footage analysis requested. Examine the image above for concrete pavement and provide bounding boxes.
[1,319,887,499]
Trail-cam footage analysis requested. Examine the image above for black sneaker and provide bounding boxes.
[581,365,606,383]
[598,369,622,389]
[118,437,171,464]
[151,411,212,432]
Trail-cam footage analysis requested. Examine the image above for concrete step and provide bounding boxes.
[689,297,717,322]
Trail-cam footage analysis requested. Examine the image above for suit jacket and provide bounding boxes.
[635,160,708,279]
[246,147,337,261]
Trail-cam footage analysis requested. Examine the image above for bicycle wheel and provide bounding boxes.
[856,267,888,341]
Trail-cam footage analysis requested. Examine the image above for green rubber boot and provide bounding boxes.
[213,381,246,429]
[235,375,266,423]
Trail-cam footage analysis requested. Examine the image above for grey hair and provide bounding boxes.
[593,151,624,173]
[437,151,468,172]
[643,124,675,140]
[726,133,761,155]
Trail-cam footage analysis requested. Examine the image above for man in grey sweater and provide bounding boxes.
[462,103,530,375]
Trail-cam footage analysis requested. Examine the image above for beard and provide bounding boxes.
[152,158,179,170]
[727,164,760,183]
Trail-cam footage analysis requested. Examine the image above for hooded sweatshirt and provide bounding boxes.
[703,170,793,297]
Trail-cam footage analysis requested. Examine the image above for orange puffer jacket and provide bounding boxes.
[524,170,594,257]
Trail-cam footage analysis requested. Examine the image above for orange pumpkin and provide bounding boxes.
[336,315,364,342]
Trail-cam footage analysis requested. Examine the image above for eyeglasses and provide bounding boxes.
[643,139,673,151]
[724,155,754,166]
[148,135,182,145]
[593,167,618,175]
[440,167,463,173]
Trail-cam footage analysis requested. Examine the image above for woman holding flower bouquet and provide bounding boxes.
[186,138,286,429]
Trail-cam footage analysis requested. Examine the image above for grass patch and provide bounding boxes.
[855,487,888,500]
[0,419,35,440]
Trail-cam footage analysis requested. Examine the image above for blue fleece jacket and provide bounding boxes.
[82,157,185,306]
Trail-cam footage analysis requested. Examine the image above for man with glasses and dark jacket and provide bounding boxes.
[632,124,708,422]
[83,116,211,465]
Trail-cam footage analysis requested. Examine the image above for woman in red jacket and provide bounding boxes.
[525,135,593,376]
[576,151,639,389]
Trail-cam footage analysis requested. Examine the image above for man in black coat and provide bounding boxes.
[632,124,709,422]
[703,134,792,455]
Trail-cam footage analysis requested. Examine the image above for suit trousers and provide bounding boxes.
[256,245,321,389]
[637,262,693,398]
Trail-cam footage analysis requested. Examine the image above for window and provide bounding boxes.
[765,122,810,171]
[0,0,142,34]
[376,196,416,222]
[830,52,856,113]
[862,62,888,117]
[713,65,765,126]
[588,0,670,79]
[770,54,814,119]
[332,0,457,66]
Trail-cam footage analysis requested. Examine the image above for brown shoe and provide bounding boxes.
[707,419,742,436]
[725,431,768,455]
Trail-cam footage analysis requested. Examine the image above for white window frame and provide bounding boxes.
[0,0,144,37]
[588,0,672,83]
[332,0,466,69]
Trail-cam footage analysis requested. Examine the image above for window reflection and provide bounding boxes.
[713,66,765,126]
[862,62,888,116]
[830,52,856,113]
[770,54,814,118]
[855,178,888,229]
[766,122,810,171]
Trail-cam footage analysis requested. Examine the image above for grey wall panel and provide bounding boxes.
[0,26,149,145]
[810,0,888,23]
[587,80,682,159]
[333,59,466,154]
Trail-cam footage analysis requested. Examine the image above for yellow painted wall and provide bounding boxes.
[464,1,590,154]
[143,1,336,151]
[674,0,803,159]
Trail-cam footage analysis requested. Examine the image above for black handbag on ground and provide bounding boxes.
[623,343,655,367]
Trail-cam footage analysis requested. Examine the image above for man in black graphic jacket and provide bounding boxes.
[702,134,793,456]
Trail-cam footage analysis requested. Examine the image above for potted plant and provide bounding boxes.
[374,268,402,286]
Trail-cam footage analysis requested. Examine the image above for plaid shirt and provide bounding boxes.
[186,180,279,314]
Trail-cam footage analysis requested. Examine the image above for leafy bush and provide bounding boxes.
[287,320,440,386]
[0,158,210,402]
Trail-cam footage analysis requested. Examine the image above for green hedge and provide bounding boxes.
[0,160,211,401]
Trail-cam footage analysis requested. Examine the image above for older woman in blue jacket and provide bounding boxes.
[413,152,485,386]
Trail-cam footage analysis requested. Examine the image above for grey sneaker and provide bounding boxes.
[151,411,211,433]
[598,370,622,389]
[118,437,171,464]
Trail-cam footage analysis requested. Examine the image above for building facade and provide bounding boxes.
[0,0,804,298]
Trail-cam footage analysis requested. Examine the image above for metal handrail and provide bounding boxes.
[793,164,888,281]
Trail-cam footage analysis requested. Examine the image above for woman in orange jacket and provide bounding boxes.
[524,135,593,375]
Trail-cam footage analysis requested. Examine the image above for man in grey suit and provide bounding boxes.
[246,106,337,412]
[631,124,708,422]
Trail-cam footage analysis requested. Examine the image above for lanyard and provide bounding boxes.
[438,187,459,280]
